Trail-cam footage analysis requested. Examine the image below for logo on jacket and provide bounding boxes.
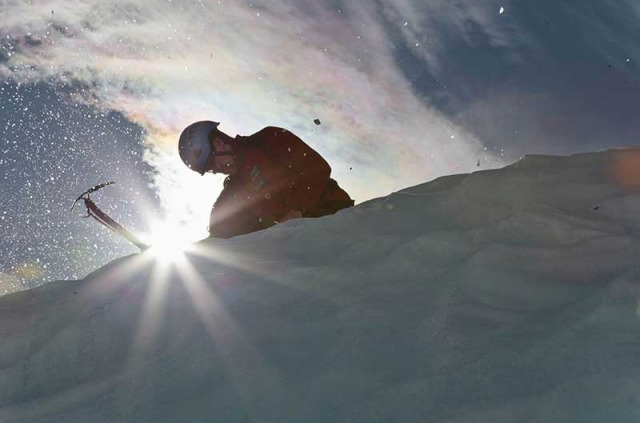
[250,165,265,191]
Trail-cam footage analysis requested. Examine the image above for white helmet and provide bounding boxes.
[178,121,220,174]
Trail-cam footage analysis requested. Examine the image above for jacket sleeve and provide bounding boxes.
[259,127,331,215]
[208,181,259,239]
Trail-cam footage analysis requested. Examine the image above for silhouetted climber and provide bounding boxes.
[178,121,354,238]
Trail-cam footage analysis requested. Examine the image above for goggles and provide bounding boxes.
[203,133,235,173]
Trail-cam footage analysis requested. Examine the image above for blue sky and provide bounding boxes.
[1,0,639,287]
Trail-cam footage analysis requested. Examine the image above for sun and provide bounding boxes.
[143,221,194,261]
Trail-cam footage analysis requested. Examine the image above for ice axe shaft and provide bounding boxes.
[72,182,149,251]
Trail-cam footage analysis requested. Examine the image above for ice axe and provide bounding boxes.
[72,182,149,252]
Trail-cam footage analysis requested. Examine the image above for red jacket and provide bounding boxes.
[209,127,350,238]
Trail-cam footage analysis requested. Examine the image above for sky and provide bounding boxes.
[1,0,640,288]
[1,148,640,422]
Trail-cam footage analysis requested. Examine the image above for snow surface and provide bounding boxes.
[2,149,640,422]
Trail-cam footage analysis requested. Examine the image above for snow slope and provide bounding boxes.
[1,149,640,423]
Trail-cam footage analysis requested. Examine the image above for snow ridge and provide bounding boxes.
[1,149,640,422]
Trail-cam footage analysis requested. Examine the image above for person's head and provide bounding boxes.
[178,121,237,175]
